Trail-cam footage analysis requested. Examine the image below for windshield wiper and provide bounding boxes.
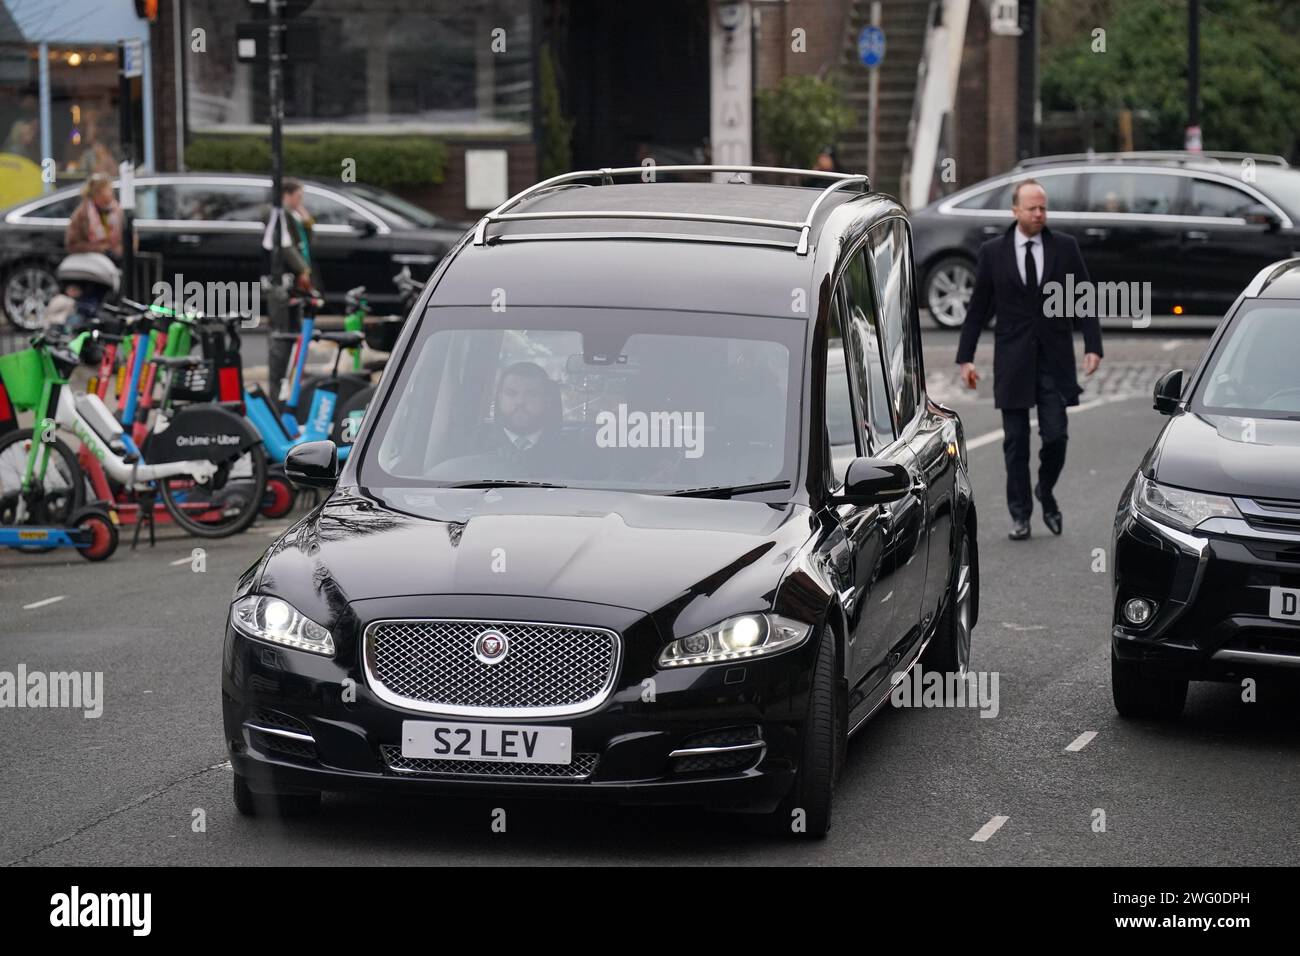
[669,480,792,499]
[444,480,568,489]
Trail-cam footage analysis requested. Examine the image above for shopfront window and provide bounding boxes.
[186,0,533,134]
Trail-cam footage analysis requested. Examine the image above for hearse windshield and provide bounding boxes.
[359,306,805,494]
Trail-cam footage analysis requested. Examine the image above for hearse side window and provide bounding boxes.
[842,248,896,449]
[868,220,921,428]
[825,293,858,490]
[1187,179,1258,219]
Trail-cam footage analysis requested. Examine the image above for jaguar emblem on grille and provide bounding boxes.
[474,629,509,664]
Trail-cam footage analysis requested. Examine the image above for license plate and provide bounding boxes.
[401,720,571,765]
[1268,586,1300,621]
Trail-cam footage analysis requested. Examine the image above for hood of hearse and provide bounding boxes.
[256,486,817,618]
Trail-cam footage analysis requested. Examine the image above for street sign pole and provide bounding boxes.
[858,4,885,186]
[269,0,285,290]
[867,2,881,186]
[118,39,141,300]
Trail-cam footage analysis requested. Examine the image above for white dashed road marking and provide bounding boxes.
[1066,731,1098,752]
[971,815,1010,843]
[23,595,66,610]
[169,556,191,566]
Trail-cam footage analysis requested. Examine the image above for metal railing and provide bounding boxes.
[471,165,871,255]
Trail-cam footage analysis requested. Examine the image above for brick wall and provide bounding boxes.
[755,0,853,90]
[393,141,537,223]
[954,5,1019,190]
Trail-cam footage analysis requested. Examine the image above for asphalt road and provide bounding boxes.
[4,327,1298,866]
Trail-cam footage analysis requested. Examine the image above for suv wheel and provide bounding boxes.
[924,255,975,329]
[1111,649,1188,719]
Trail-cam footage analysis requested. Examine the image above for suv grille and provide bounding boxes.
[363,619,621,717]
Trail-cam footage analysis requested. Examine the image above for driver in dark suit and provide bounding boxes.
[474,361,568,470]
[956,178,1103,540]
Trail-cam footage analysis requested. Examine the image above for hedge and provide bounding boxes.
[186,135,448,188]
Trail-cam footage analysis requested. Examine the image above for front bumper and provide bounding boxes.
[1111,502,1300,681]
[221,595,814,812]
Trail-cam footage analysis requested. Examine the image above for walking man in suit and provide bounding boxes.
[955,179,1103,540]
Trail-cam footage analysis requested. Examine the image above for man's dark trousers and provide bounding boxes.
[1001,360,1068,521]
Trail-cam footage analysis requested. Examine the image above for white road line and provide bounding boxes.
[964,393,1139,452]
[1066,730,1098,752]
[169,556,191,566]
[970,815,1010,843]
[23,595,66,610]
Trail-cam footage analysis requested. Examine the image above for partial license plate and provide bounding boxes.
[401,720,571,765]
[1268,586,1300,621]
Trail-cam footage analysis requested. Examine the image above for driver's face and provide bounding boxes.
[498,373,546,433]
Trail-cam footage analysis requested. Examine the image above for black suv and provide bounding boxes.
[1112,258,1300,717]
[221,166,979,836]
[913,152,1300,327]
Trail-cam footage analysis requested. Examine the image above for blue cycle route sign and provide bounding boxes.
[858,25,886,68]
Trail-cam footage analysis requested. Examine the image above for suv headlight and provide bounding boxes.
[231,595,335,656]
[1134,474,1241,532]
[658,613,812,667]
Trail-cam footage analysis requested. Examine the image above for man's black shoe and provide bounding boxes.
[1035,483,1063,535]
[1009,519,1031,540]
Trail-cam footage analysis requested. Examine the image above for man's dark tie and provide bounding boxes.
[1024,240,1038,290]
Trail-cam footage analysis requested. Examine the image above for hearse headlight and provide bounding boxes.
[231,595,335,656]
[1134,475,1241,532]
[658,614,811,667]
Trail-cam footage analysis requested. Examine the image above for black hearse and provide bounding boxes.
[222,166,979,836]
[1113,258,1300,717]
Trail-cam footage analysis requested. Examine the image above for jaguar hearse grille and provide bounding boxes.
[381,745,600,780]
[363,619,621,718]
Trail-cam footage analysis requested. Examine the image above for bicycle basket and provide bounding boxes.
[0,348,46,411]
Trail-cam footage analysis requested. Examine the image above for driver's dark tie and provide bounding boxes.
[1024,239,1038,290]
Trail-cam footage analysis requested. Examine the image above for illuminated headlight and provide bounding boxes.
[1134,474,1241,532]
[658,614,812,667]
[231,595,335,656]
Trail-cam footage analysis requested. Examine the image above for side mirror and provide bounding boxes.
[834,457,911,505]
[1153,368,1185,415]
[1243,204,1280,230]
[286,440,339,488]
[348,215,378,237]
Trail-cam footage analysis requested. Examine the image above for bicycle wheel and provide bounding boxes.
[158,443,268,538]
[0,429,85,547]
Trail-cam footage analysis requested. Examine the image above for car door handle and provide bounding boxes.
[1183,229,1211,241]
[1083,227,1109,239]
[981,225,1002,236]
[176,234,202,245]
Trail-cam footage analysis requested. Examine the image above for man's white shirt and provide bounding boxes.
[1016,227,1045,287]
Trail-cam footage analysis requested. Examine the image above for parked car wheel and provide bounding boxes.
[924,255,976,329]
[3,260,58,331]
[1111,649,1188,719]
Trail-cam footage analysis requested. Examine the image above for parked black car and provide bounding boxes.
[221,166,979,836]
[912,152,1300,328]
[0,173,469,329]
[1111,257,1300,718]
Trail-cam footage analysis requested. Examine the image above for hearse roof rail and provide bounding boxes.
[471,165,871,256]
